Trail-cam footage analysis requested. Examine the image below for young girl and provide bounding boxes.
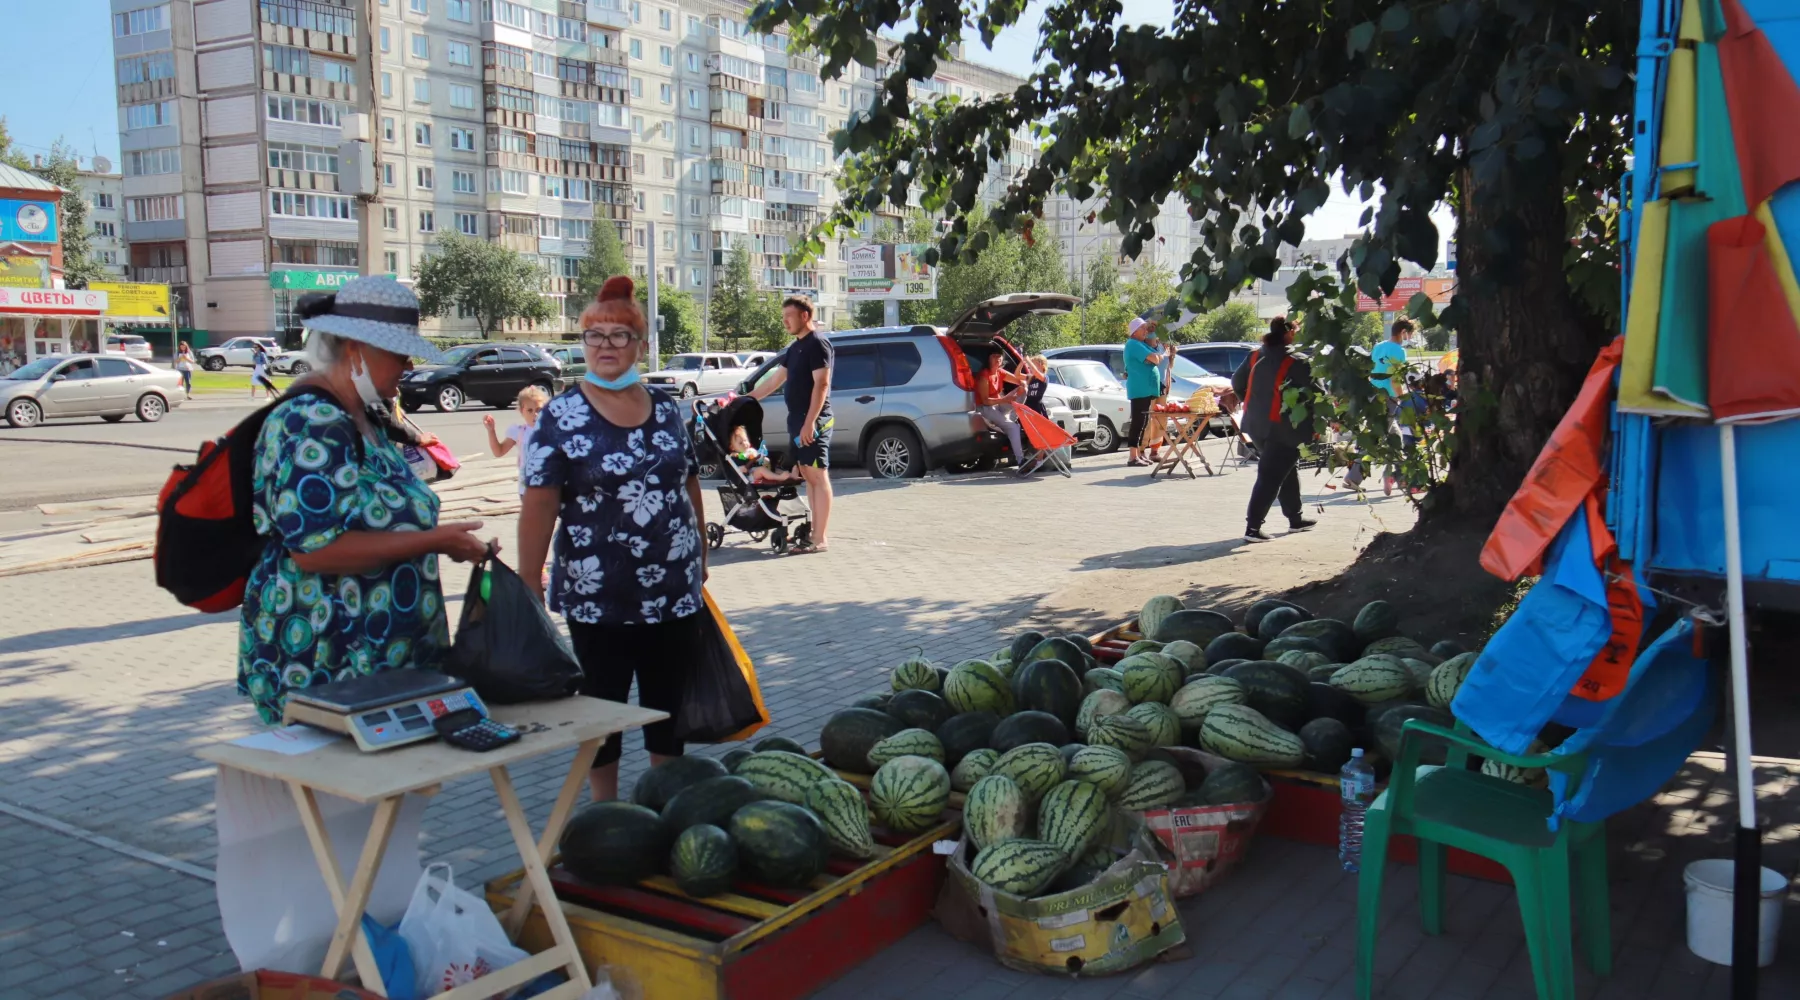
[728,423,797,484]
[483,385,549,493]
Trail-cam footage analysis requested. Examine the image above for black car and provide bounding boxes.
[1176,341,1259,379]
[399,344,560,412]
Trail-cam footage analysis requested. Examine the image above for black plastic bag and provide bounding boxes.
[673,591,769,743]
[445,556,583,704]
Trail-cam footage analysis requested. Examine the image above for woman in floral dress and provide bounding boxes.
[518,275,709,800]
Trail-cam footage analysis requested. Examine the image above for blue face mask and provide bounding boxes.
[585,368,641,391]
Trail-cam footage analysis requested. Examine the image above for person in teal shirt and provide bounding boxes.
[1370,318,1412,397]
[1123,316,1165,466]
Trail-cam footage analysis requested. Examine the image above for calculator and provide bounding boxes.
[432,708,521,751]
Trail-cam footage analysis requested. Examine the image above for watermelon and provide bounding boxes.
[1262,634,1334,660]
[891,655,940,693]
[1372,703,1455,766]
[867,728,945,768]
[631,756,729,812]
[1400,658,1438,692]
[1352,600,1400,643]
[1257,605,1309,641]
[1152,608,1235,647]
[1277,649,1333,673]
[1427,652,1478,709]
[1207,658,1250,675]
[805,779,877,859]
[993,743,1068,803]
[963,774,1029,852]
[1169,676,1246,730]
[1086,713,1154,762]
[1123,639,1165,658]
[1126,702,1182,747]
[943,660,1015,715]
[850,693,890,711]
[952,748,1000,791]
[936,711,1001,766]
[1298,718,1356,772]
[1021,637,1087,673]
[1480,740,1550,787]
[1305,682,1367,729]
[1009,630,1048,665]
[1307,662,1346,682]
[886,688,955,733]
[1329,657,1415,704]
[1137,594,1184,639]
[1118,760,1185,809]
[1365,636,1437,663]
[1244,598,1308,636]
[1063,633,1094,656]
[1198,704,1306,767]
[1049,859,1112,894]
[661,775,765,836]
[990,711,1069,752]
[819,708,905,773]
[753,736,808,755]
[670,824,737,897]
[1195,761,1268,805]
[1066,745,1133,798]
[1278,618,1359,662]
[869,755,952,834]
[1075,688,1132,737]
[1083,667,1126,695]
[1037,779,1110,857]
[1119,654,1179,704]
[992,655,1020,680]
[1013,658,1084,729]
[969,839,1069,896]
[1221,661,1311,730]
[1205,631,1265,665]
[731,800,828,888]
[562,801,672,885]
[722,748,755,773]
[1430,639,1469,660]
[1080,651,1101,676]
[734,751,838,804]
[1159,640,1205,674]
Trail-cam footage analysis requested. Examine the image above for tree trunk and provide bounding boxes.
[1429,161,1613,526]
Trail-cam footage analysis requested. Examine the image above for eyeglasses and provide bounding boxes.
[581,328,641,348]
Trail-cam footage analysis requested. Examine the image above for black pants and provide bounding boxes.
[1246,438,1303,530]
[567,613,703,766]
[1129,395,1156,448]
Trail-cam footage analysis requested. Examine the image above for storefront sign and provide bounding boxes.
[1355,277,1425,313]
[268,269,364,291]
[0,255,47,288]
[0,287,109,316]
[847,242,936,301]
[91,280,172,321]
[0,199,58,244]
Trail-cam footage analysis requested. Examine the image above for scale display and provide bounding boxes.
[284,669,491,751]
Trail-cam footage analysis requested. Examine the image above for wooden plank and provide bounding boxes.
[554,881,756,939]
[638,877,787,921]
[504,739,600,938]
[492,764,592,992]
[435,946,570,1000]
[36,495,158,515]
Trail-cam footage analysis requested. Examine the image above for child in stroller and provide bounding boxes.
[693,394,814,554]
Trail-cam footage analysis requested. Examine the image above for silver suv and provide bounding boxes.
[718,293,1090,479]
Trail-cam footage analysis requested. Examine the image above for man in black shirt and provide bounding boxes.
[748,296,834,553]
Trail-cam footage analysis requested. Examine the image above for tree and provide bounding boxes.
[414,233,554,338]
[1200,301,1264,343]
[0,119,32,169]
[1422,325,1453,351]
[575,215,631,310]
[1083,256,1118,299]
[753,0,1631,523]
[27,141,103,290]
[644,286,702,354]
[1347,312,1385,348]
[708,241,781,352]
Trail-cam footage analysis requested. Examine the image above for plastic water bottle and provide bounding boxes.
[1338,748,1377,872]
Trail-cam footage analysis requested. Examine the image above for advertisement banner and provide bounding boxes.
[91,280,171,321]
[0,199,57,244]
[268,269,365,291]
[0,255,47,288]
[0,287,109,316]
[847,242,936,301]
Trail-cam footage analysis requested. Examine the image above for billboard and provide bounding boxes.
[847,242,936,301]
[91,281,172,321]
[0,199,57,244]
[1353,276,1456,313]
[0,255,47,288]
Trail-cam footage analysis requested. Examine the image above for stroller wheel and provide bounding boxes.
[795,523,812,547]
[771,524,788,553]
[749,530,769,542]
[706,523,725,550]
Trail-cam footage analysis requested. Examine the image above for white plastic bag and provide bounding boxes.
[397,862,531,997]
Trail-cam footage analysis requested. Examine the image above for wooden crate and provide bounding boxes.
[1087,622,1143,664]
[486,818,961,1000]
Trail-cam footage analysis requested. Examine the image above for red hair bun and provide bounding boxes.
[581,274,648,335]
[600,275,636,302]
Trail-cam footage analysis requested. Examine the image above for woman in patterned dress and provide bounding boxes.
[237,276,494,724]
[518,276,709,800]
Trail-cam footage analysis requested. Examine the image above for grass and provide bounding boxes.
[186,370,294,396]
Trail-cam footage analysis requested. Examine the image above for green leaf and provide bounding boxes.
[1379,6,1410,33]
[1288,104,1312,139]
[1347,21,1376,55]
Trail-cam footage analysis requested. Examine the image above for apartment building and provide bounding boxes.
[74,165,130,279]
[1047,194,1206,290]
[109,0,1023,340]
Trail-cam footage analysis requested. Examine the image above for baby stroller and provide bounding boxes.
[691,395,814,554]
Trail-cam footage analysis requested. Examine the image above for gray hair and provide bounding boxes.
[304,331,348,368]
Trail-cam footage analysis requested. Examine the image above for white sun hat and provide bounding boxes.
[295,275,448,364]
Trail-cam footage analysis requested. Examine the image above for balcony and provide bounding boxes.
[484,64,533,90]
[710,109,761,132]
[263,72,356,104]
[267,168,341,192]
[130,264,188,285]
[585,0,631,29]
[118,78,179,106]
[259,0,359,49]
[593,45,629,69]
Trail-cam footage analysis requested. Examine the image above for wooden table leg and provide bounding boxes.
[289,782,400,992]
[491,759,595,993]
[503,738,601,937]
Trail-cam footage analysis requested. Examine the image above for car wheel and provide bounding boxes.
[136,393,167,422]
[436,384,464,412]
[288,360,311,375]
[1091,417,1121,454]
[530,380,554,399]
[866,426,925,480]
[202,356,225,371]
[5,397,42,428]
[679,382,698,398]
[102,414,126,423]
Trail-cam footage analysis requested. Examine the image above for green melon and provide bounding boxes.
[1430,639,1469,660]
[936,711,1001,766]
[753,736,809,755]
[1125,702,1182,747]
[1400,658,1438,692]
[631,756,729,812]
[1020,637,1087,674]
[722,748,755,773]
[1198,704,1306,768]
[990,711,1070,753]
[1137,594,1185,639]
[952,748,1001,791]
[891,654,940,693]
[963,774,1029,852]
[1221,660,1311,730]
[661,775,765,836]
[1169,675,1247,730]
[850,692,890,711]
[561,801,672,885]
[992,654,1020,680]
[805,779,876,859]
[1245,599,1309,636]
[943,660,1015,715]
[1037,779,1111,857]
[869,755,952,834]
[1058,742,1086,765]
[1372,703,1455,766]
[734,751,839,805]
[1196,761,1268,805]
[1086,713,1155,762]
[1298,718,1356,772]
[1305,682,1367,730]
[1066,745,1133,798]
[818,707,906,773]
[1363,636,1435,664]
[1262,634,1335,660]
[867,728,945,768]
[969,839,1070,896]
[670,824,737,897]
[1118,760,1186,809]
[731,800,828,888]
[1352,600,1400,643]
[1083,667,1126,695]
[1277,649,1333,673]
[1426,652,1479,709]
[1064,633,1095,656]
[1278,618,1360,662]
[1075,688,1132,738]
[1329,657,1415,704]
[993,743,1068,804]
[1159,640,1206,674]
[1119,654,1180,704]
[1206,631,1266,665]
[1207,658,1251,675]
[1257,605,1309,641]
[1124,639,1166,659]
[886,688,955,733]
[1013,658,1084,729]
[1480,740,1550,787]
[1009,630,1048,665]
[1152,608,1236,647]
[1308,662,1347,682]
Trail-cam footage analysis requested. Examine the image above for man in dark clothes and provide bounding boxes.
[1231,316,1319,542]
[748,295,834,553]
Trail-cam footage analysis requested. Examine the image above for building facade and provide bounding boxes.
[75,166,130,279]
[108,0,1023,341]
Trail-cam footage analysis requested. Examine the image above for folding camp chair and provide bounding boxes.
[1016,404,1079,478]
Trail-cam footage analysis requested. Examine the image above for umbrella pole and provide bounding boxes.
[1720,422,1760,997]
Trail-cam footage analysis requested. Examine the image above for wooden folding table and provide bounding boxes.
[199,697,666,1000]
[1143,410,1219,479]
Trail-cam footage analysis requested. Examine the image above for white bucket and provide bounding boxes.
[1683,859,1789,967]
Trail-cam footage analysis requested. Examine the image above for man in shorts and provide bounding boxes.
[749,296,834,553]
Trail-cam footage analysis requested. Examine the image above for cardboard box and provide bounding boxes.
[1132,747,1272,898]
[934,818,1186,976]
[160,970,384,1000]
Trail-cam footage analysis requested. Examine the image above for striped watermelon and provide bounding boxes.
[1329,656,1414,704]
[730,801,828,888]
[943,660,1015,715]
[1118,760,1186,810]
[1086,713,1154,762]
[951,748,1000,791]
[1119,654,1179,704]
[670,824,738,897]
[1138,595,1184,639]
[734,751,838,804]
[867,728,945,768]
[1480,740,1549,787]
[1037,779,1111,857]
[804,779,876,859]
[1277,649,1332,673]
[969,839,1070,896]
[869,755,951,834]
[1169,676,1246,730]
[993,743,1068,804]
[1125,702,1181,747]
[1083,667,1126,695]
[891,654,940,693]
[1427,652,1478,708]
[1159,640,1206,674]
[1124,639,1165,658]
[1066,745,1133,798]
[1197,704,1306,768]
[1075,689,1131,737]
[963,774,1029,852]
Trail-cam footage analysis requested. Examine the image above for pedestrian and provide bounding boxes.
[748,295,833,554]
[1371,318,1412,494]
[482,384,548,495]
[1123,316,1165,467]
[1232,316,1318,543]
[516,275,710,801]
[250,343,279,398]
[1021,354,1051,418]
[975,354,1026,472]
[235,276,493,725]
[175,341,195,396]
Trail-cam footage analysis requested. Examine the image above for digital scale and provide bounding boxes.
[283,669,493,752]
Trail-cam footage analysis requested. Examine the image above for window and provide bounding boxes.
[447,0,472,21]
[877,343,923,387]
[689,266,702,286]
[687,125,701,149]
[409,33,430,60]
[418,210,436,232]
[630,77,642,98]
[123,147,180,176]
[409,0,427,12]
[485,0,529,28]
[266,96,345,125]
[662,228,674,249]
[631,153,645,172]
[268,142,340,174]
[124,100,176,129]
[264,44,356,83]
[381,72,393,98]
[115,52,175,85]
[838,87,848,106]
[268,192,354,219]
[632,115,643,138]
[449,84,475,109]
[447,41,472,66]
[93,221,117,237]
[414,122,432,145]
[113,4,167,36]
[273,239,358,267]
[658,45,672,66]
[689,159,703,181]
[382,116,396,141]
[380,26,390,51]
[834,345,880,391]
[688,196,700,216]
[381,162,395,186]
[686,15,700,36]
[635,192,646,211]
[686,88,700,110]
[629,39,642,59]
[661,193,674,214]
[659,83,671,104]
[385,250,400,272]
[456,212,479,236]
[658,7,670,29]
[685,52,699,73]
[415,166,434,190]
[450,127,476,150]
[687,231,701,252]
[413,78,430,103]
[662,157,674,178]
[452,169,477,193]
[384,207,398,229]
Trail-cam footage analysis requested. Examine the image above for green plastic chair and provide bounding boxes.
[1355,720,1610,1000]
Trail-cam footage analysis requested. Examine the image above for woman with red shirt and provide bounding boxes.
[976,355,1026,471]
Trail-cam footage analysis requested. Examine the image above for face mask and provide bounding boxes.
[585,367,641,391]
[349,350,385,410]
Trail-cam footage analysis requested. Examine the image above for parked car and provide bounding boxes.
[545,345,586,390]
[1044,358,1132,453]
[1177,341,1259,380]
[712,293,1083,479]
[104,334,154,362]
[736,351,774,369]
[644,352,747,398]
[1,354,186,427]
[197,336,283,371]
[1043,344,1236,436]
[398,344,561,412]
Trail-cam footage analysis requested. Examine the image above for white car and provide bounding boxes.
[198,336,283,370]
[642,352,746,398]
[1045,358,1132,453]
[104,334,155,362]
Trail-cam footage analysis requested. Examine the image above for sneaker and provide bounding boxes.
[1289,518,1318,532]
[1244,528,1272,543]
